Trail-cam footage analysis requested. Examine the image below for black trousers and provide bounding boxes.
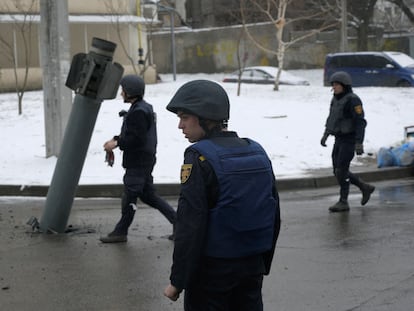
[184,255,266,311]
[113,167,177,235]
[332,137,364,201]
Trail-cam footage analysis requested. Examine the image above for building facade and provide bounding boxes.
[0,0,154,91]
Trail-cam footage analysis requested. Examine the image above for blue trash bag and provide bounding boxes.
[407,141,414,152]
[391,143,414,167]
[377,147,396,168]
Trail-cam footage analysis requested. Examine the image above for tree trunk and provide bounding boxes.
[357,21,369,50]
[388,0,414,23]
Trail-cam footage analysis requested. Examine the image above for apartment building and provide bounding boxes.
[0,0,155,91]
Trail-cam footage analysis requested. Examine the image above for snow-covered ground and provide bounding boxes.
[1,69,413,186]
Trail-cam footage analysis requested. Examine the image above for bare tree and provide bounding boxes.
[240,0,337,91]
[386,0,414,24]
[315,0,414,50]
[212,2,251,96]
[347,0,378,50]
[0,0,37,115]
[311,0,376,50]
[313,0,374,50]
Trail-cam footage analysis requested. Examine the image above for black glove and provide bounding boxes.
[105,150,115,167]
[355,143,364,155]
[320,132,329,147]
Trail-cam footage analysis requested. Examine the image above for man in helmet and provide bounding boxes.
[320,71,375,212]
[100,74,177,243]
[163,80,280,310]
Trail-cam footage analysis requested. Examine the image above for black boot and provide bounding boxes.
[361,183,375,206]
[100,231,127,243]
[101,194,136,243]
[329,200,350,213]
[349,173,375,206]
[332,168,350,212]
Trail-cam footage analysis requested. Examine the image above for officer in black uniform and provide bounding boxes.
[321,71,375,212]
[163,80,281,311]
[100,75,177,243]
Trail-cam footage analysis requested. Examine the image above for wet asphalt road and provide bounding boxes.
[1,178,413,311]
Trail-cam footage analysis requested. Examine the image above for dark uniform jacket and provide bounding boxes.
[325,89,366,144]
[170,131,280,291]
[115,99,157,169]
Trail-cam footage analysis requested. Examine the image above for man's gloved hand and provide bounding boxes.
[320,132,329,147]
[105,150,115,167]
[355,143,364,155]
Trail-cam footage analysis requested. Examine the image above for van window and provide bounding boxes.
[370,56,390,68]
[329,55,367,68]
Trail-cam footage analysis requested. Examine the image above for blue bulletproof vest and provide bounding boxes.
[191,138,277,258]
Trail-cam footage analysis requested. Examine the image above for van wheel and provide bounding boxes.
[397,80,411,87]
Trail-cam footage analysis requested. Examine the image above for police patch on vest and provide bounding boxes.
[181,164,193,184]
[354,105,363,114]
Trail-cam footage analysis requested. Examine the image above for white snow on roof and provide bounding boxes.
[0,14,152,24]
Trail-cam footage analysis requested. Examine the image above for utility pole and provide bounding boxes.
[340,0,348,52]
[158,4,177,81]
[39,0,72,157]
[167,8,177,81]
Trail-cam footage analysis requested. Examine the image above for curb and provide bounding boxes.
[276,166,414,191]
[1,166,413,198]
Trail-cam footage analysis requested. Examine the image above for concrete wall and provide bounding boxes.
[0,21,145,68]
[2,16,412,92]
[0,64,157,93]
[0,23,137,92]
[151,23,413,74]
[152,23,336,74]
[0,68,43,92]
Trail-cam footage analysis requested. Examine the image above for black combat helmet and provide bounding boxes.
[166,80,230,121]
[329,71,352,86]
[120,75,145,98]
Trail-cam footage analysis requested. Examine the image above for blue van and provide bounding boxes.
[324,51,414,87]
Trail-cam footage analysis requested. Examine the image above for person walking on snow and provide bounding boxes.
[321,71,375,213]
